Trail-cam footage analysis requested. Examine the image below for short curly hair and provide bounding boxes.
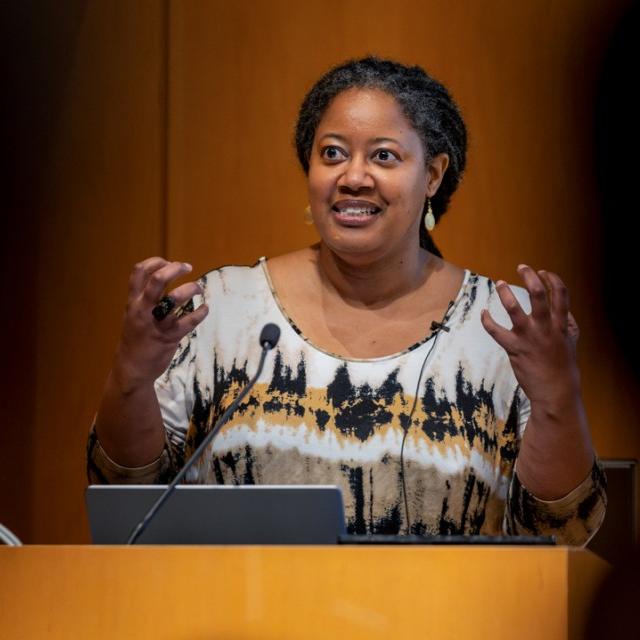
[294,56,468,257]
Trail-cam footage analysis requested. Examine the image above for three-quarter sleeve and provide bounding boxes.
[502,385,608,546]
[86,424,175,484]
[86,309,200,485]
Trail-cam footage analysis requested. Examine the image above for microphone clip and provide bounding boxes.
[430,320,450,333]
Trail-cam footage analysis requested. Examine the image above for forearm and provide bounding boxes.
[94,364,166,468]
[515,388,596,501]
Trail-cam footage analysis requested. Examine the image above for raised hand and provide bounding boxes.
[114,257,209,389]
[480,264,582,409]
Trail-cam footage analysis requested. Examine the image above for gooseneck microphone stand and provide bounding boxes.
[126,323,281,544]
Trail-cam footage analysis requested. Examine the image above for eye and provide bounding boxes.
[321,145,346,162]
[374,148,399,163]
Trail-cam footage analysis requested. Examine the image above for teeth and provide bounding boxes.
[337,207,377,215]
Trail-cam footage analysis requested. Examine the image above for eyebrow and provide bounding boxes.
[319,133,405,148]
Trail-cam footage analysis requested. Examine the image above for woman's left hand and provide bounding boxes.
[480,264,581,409]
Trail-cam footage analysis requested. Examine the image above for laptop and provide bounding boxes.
[85,484,346,545]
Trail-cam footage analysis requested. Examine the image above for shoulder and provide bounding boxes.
[435,262,531,337]
[449,269,531,401]
[197,258,266,297]
[467,269,532,329]
[199,258,264,281]
[197,248,319,301]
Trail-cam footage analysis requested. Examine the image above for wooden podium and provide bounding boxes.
[0,545,610,639]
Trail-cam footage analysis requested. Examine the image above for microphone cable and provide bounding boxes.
[399,301,453,535]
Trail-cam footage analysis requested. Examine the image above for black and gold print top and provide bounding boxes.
[87,257,607,546]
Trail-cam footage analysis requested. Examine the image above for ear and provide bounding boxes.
[425,153,450,197]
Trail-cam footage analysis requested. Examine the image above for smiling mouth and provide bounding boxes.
[330,205,382,228]
[331,205,382,217]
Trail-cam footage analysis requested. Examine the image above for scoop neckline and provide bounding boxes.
[258,255,471,364]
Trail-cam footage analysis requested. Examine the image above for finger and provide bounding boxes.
[516,264,550,324]
[480,308,519,354]
[129,257,169,297]
[538,270,570,329]
[173,303,209,336]
[494,280,528,331]
[166,281,203,308]
[141,261,193,306]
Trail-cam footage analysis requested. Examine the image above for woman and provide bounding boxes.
[89,56,606,544]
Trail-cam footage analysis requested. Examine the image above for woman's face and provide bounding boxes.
[308,87,448,262]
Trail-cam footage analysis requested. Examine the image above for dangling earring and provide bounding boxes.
[303,205,314,226]
[424,198,435,232]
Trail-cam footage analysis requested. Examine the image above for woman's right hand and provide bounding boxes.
[112,257,209,390]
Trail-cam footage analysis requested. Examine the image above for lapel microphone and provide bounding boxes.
[430,299,455,335]
[430,320,450,333]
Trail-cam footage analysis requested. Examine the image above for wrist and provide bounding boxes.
[529,370,583,420]
[110,353,156,396]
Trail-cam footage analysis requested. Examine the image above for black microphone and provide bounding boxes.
[430,300,455,334]
[126,322,281,544]
[260,323,280,349]
[430,320,450,333]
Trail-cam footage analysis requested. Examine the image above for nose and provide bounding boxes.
[337,154,374,191]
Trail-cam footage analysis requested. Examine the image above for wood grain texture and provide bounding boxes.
[0,546,611,639]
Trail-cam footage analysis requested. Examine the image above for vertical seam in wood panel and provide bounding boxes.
[160,0,170,257]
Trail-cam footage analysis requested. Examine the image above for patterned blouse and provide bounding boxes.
[87,257,607,545]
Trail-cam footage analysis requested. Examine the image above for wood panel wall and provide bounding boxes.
[0,0,636,544]
[1,1,165,543]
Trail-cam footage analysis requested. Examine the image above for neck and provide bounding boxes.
[315,242,431,307]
